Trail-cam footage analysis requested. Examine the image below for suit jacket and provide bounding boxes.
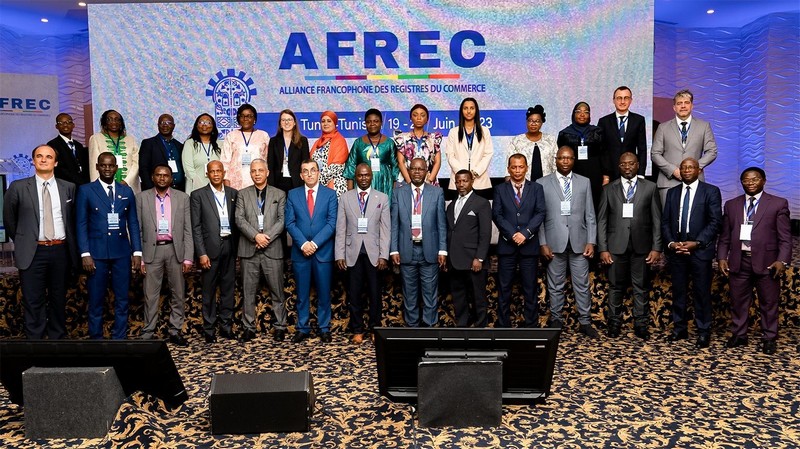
[190,184,239,260]
[286,184,338,262]
[597,112,647,179]
[492,180,547,256]
[267,133,310,188]
[76,180,142,259]
[48,135,90,186]
[335,188,390,267]
[651,117,718,189]
[717,192,791,275]
[139,135,185,191]
[235,185,285,259]
[445,127,494,190]
[597,177,662,254]
[390,183,447,264]
[447,192,491,270]
[136,188,193,264]
[3,176,78,270]
[661,181,722,261]
[537,172,597,254]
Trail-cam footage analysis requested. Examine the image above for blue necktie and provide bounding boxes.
[680,186,691,239]
[626,181,635,203]
[680,122,688,145]
[107,185,114,203]
[618,116,627,141]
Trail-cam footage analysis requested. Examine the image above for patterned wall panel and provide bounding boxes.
[0,27,91,144]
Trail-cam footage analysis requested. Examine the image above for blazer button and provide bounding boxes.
[108,232,111,235]
[516,212,520,216]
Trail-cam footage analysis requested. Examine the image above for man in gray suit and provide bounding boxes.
[597,152,662,340]
[235,158,287,342]
[651,89,718,205]
[390,157,448,327]
[190,160,239,343]
[3,144,78,339]
[538,146,598,338]
[335,163,390,344]
[136,164,194,345]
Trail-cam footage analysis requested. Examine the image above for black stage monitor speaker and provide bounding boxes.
[209,372,314,434]
[417,358,503,428]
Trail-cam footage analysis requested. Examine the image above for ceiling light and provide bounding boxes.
[707,9,715,14]
[79,2,87,6]
[40,18,49,23]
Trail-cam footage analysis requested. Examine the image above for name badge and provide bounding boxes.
[282,160,291,177]
[560,201,571,216]
[257,214,264,231]
[358,217,368,234]
[158,218,170,235]
[107,213,120,230]
[622,203,634,218]
[241,152,252,166]
[168,160,178,172]
[739,223,753,241]
[220,215,230,231]
[115,155,124,168]
[411,214,422,240]
[371,158,381,172]
[577,145,588,160]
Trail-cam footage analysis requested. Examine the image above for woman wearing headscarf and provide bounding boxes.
[310,110,349,199]
[557,101,609,208]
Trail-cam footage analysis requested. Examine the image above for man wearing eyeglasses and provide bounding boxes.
[139,114,185,191]
[48,113,90,186]
[597,86,648,181]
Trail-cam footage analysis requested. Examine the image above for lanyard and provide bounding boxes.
[744,197,760,222]
[413,188,424,211]
[157,193,167,218]
[368,134,381,159]
[159,136,174,160]
[465,129,475,152]
[256,190,265,213]
[241,130,253,147]
[213,191,227,215]
[108,134,122,154]
[200,141,212,161]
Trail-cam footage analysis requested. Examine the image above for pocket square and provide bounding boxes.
[120,196,128,200]
[467,210,476,216]
[66,198,73,203]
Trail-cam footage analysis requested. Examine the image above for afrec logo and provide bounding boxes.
[0,98,51,111]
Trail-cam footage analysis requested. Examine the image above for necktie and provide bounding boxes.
[680,186,691,238]
[42,181,54,240]
[745,196,756,222]
[107,185,114,203]
[626,181,635,202]
[359,191,367,215]
[563,176,572,202]
[514,183,523,206]
[454,195,465,222]
[412,187,422,238]
[68,141,76,158]
[680,121,688,145]
[619,116,627,140]
[307,189,315,217]
[530,144,543,180]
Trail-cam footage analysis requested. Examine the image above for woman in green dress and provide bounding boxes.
[344,108,399,200]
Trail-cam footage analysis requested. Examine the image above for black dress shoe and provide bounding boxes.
[291,332,308,343]
[273,329,286,342]
[579,324,599,339]
[240,329,255,343]
[695,334,710,349]
[169,334,189,346]
[319,332,332,344]
[762,339,777,355]
[204,333,217,344]
[725,335,748,348]
[220,328,235,340]
[546,319,563,329]
[607,326,621,338]
[666,330,689,342]
[634,327,650,340]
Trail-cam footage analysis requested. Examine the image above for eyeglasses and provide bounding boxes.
[106,117,122,123]
[619,162,637,167]
[280,118,295,123]
[159,121,174,126]
[239,114,255,119]
[741,177,763,184]
[527,119,542,124]
[198,120,213,126]
[614,96,632,101]
[301,168,319,174]
[56,120,74,125]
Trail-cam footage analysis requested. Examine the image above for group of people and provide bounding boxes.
[3,87,791,353]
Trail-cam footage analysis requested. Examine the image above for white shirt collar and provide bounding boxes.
[411,182,425,192]
[676,115,693,127]
[459,190,473,201]
[59,134,73,144]
[683,179,700,190]
[35,173,55,184]
[99,179,114,191]
[305,183,320,195]
[357,187,371,196]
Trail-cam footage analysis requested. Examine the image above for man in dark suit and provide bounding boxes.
[492,154,546,328]
[651,89,718,205]
[335,163,390,344]
[598,152,662,340]
[191,160,239,343]
[136,164,193,345]
[717,167,791,355]
[538,147,598,338]
[597,86,648,180]
[661,157,721,348]
[390,157,448,327]
[48,113,89,186]
[3,145,78,339]
[447,170,492,327]
[139,114,185,191]
[77,152,142,339]
[235,159,287,343]
[286,159,338,343]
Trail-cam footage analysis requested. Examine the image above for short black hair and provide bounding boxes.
[740,167,766,180]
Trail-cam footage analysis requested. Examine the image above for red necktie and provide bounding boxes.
[307,189,315,217]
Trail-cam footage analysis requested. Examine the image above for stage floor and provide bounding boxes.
[1,325,799,448]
